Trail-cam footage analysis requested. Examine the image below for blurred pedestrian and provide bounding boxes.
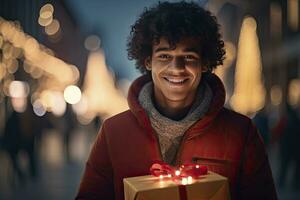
[273,103,300,189]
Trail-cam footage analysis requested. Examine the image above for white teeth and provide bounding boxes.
[165,78,186,83]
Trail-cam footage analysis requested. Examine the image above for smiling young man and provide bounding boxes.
[76,1,277,200]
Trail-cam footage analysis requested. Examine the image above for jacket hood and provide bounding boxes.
[127,73,225,139]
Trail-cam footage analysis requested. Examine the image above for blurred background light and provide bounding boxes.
[33,99,46,116]
[230,16,266,115]
[270,85,283,106]
[72,94,88,115]
[82,50,128,119]
[39,3,54,18]
[38,15,53,27]
[270,2,282,39]
[45,19,60,36]
[84,35,101,51]
[9,80,30,98]
[11,97,27,113]
[288,0,299,31]
[64,85,82,104]
[288,79,300,107]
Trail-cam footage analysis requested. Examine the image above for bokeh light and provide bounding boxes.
[39,4,54,19]
[84,35,101,51]
[33,99,47,116]
[288,79,300,106]
[64,85,82,104]
[9,80,30,98]
[270,85,282,106]
[230,16,266,115]
[11,97,27,113]
[45,19,60,36]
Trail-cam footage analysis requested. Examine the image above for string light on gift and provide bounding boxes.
[150,162,207,185]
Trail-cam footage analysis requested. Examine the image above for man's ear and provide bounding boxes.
[145,57,151,71]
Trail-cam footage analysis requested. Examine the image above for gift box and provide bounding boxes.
[124,171,230,200]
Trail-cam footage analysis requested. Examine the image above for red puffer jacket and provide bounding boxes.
[76,74,277,200]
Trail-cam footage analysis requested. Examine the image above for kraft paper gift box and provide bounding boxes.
[123,171,230,200]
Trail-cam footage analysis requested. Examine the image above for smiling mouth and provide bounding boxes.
[163,77,189,84]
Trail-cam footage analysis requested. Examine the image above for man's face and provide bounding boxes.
[146,37,206,108]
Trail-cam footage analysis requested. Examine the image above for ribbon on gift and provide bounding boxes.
[150,161,208,200]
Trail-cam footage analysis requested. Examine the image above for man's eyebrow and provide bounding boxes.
[154,47,173,53]
[154,47,200,54]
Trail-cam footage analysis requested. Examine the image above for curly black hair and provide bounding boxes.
[127,1,225,74]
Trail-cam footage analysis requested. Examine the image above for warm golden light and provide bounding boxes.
[270,85,282,106]
[2,42,13,59]
[38,16,53,27]
[83,50,128,119]
[11,97,27,113]
[30,67,44,79]
[39,4,54,19]
[288,0,299,31]
[0,18,79,86]
[0,63,7,80]
[9,80,30,98]
[6,58,19,74]
[0,35,3,48]
[230,16,266,115]
[50,91,66,116]
[288,79,300,106]
[12,47,22,58]
[2,74,14,96]
[72,94,88,115]
[76,111,96,125]
[64,85,82,104]
[270,2,282,38]
[181,178,188,185]
[45,19,60,36]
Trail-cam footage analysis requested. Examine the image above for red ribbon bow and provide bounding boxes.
[150,161,208,200]
[150,161,208,180]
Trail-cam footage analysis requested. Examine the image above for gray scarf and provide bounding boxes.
[138,80,212,165]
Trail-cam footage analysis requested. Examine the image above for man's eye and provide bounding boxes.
[184,55,198,61]
[158,54,171,59]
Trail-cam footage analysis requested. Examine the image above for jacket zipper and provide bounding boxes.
[191,157,230,165]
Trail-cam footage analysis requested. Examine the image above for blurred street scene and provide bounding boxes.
[0,0,300,199]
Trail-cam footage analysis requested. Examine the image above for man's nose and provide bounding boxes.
[170,57,185,70]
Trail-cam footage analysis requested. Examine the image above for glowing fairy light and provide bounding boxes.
[181,178,188,185]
